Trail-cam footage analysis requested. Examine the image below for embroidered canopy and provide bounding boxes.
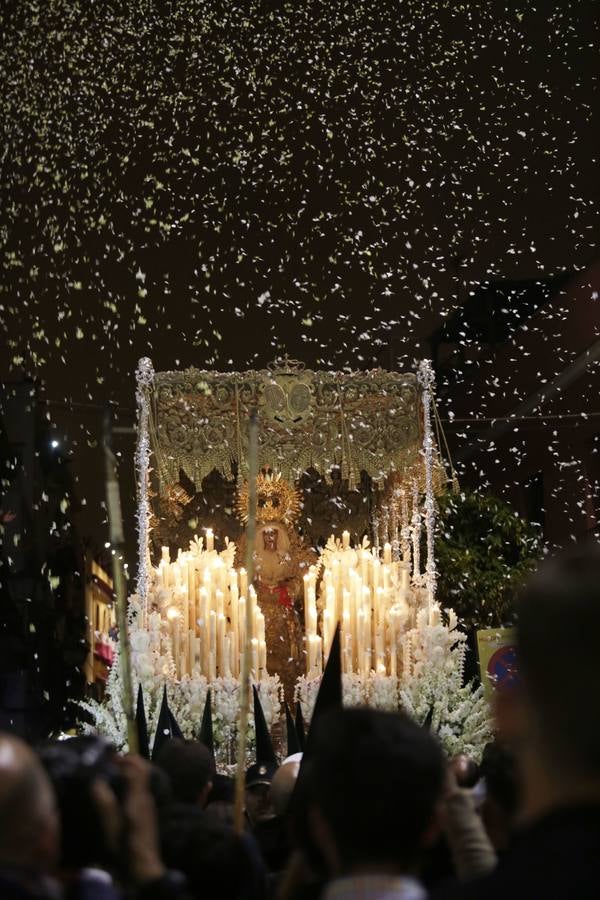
[143,360,425,494]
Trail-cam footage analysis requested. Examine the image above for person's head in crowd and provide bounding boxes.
[205,773,236,827]
[300,707,445,879]
[154,738,215,807]
[245,761,278,826]
[449,754,480,789]
[207,772,235,806]
[270,757,301,818]
[479,740,519,852]
[252,758,302,877]
[38,735,124,873]
[495,544,600,819]
[0,734,60,875]
[41,738,171,890]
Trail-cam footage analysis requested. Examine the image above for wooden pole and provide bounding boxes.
[233,410,259,833]
[103,409,138,755]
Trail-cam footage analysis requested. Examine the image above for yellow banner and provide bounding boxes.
[477,628,517,700]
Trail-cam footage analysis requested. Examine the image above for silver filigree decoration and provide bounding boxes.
[372,514,380,553]
[135,357,155,621]
[400,488,411,567]
[411,481,422,584]
[391,491,401,563]
[418,359,437,614]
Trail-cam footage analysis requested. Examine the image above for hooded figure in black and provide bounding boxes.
[288,624,343,892]
[245,686,279,825]
[244,685,300,879]
[152,686,183,761]
[156,686,267,900]
[198,690,236,825]
[295,702,306,752]
[285,703,302,758]
[135,683,150,760]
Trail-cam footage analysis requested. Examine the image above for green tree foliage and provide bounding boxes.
[434,491,541,628]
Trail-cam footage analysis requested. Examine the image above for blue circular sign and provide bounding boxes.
[487,645,518,689]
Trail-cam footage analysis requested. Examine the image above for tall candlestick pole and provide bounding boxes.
[234,410,259,833]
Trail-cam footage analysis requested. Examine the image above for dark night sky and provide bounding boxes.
[1,0,598,562]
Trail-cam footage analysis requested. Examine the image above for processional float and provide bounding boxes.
[130,357,449,711]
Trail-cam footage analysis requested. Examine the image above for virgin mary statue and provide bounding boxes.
[236,471,317,699]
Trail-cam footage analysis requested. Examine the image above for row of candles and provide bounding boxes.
[157,531,417,684]
[304,529,418,679]
[155,483,428,684]
[154,531,268,682]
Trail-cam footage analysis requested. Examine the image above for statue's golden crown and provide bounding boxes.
[236,470,302,527]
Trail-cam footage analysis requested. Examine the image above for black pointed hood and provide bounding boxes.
[295,701,306,752]
[168,705,184,740]
[252,684,278,768]
[199,689,215,757]
[310,623,342,724]
[303,623,342,756]
[135,683,150,760]
[152,685,173,760]
[285,702,301,756]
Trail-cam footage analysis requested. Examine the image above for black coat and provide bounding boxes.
[159,802,267,900]
[432,804,600,900]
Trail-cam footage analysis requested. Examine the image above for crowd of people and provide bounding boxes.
[1,545,600,899]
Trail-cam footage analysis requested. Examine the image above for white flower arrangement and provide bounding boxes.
[367,673,399,711]
[294,607,491,760]
[294,671,397,715]
[399,608,493,761]
[80,590,283,769]
[294,673,323,721]
[342,671,368,707]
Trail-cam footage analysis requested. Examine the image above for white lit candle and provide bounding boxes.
[307,634,316,675]
[230,576,239,674]
[189,629,197,672]
[167,607,181,678]
[251,638,259,681]
[303,573,310,632]
[209,610,217,669]
[224,634,232,678]
[187,562,197,628]
[200,588,210,676]
[229,570,239,606]
[217,613,226,675]
[257,611,266,645]
[401,563,410,593]
[205,528,214,552]
[316,635,323,674]
[259,640,267,677]
[344,630,352,675]
[323,608,331,659]
[159,559,168,588]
